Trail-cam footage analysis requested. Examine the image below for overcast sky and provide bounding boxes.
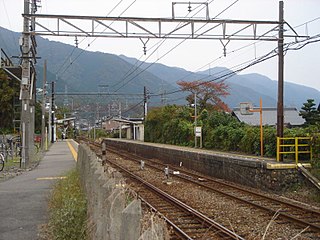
[1,0,320,91]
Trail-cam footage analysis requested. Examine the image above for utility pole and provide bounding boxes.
[20,0,31,168]
[20,0,39,167]
[277,1,284,161]
[41,60,47,150]
[194,93,197,148]
[51,81,55,143]
[119,101,122,139]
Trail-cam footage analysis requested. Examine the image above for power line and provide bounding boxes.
[113,0,240,92]
[55,0,131,77]
[121,100,144,115]
[115,3,318,96]
[111,1,216,90]
[148,17,320,99]
[1,0,20,55]
[113,0,217,89]
[151,33,320,99]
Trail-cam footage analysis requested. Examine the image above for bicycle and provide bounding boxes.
[0,152,4,172]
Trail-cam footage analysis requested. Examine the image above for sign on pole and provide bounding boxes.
[195,127,202,137]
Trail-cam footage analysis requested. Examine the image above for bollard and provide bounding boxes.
[102,141,106,165]
[140,160,145,170]
[164,166,169,179]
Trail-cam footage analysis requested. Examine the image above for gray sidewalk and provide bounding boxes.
[0,140,77,240]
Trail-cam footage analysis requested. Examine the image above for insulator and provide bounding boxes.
[188,4,192,13]
[75,36,78,48]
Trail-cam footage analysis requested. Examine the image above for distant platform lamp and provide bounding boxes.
[240,98,263,157]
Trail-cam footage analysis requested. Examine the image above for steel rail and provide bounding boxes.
[103,153,245,240]
[139,195,193,240]
[103,143,320,233]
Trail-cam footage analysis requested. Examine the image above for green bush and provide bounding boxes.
[145,105,320,162]
[48,169,87,240]
[239,126,260,155]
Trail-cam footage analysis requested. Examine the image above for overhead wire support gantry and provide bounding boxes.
[22,13,302,42]
[22,1,309,159]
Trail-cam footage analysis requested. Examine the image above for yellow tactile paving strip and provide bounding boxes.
[67,139,78,161]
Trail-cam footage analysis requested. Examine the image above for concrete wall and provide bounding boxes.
[77,144,167,240]
[105,139,301,192]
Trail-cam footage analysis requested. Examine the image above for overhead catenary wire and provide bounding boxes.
[181,22,316,82]
[111,0,217,90]
[121,12,318,99]
[121,99,144,115]
[46,1,318,108]
[113,4,319,98]
[55,0,134,77]
[150,33,320,98]
[113,0,242,92]
[1,0,20,56]
[112,0,223,90]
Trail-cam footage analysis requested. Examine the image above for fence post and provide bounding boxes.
[276,137,280,162]
[295,137,299,164]
[310,137,313,162]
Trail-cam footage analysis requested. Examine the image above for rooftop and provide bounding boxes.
[232,107,305,126]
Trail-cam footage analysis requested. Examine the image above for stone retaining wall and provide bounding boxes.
[105,139,301,192]
[76,144,167,240]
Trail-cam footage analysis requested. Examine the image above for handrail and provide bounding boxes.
[276,137,312,163]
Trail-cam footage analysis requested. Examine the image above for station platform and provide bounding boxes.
[105,138,312,191]
[106,138,311,169]
[0,139,78,240]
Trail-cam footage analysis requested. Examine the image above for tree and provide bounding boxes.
[177,80,230,112]
[299,99,320,125]
[0,69,19,130]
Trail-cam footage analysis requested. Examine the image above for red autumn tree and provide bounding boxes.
[177,80,230,112]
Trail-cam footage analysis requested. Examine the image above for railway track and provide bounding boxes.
[113,145,320,231]
[105,145,320,233]
[82,138,320,238]
[80,138,243,239]
[109,159,244,240]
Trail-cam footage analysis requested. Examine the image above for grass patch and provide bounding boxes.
[47,168,87,240]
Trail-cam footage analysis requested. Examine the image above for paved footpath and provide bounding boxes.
[0,139,78,240]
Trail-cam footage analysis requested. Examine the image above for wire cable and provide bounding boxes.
[149,16,320,98]
[111,0,217,90]
[113,0,242,92]
[151,32,320,98]
[1,0,20,56]
[55,0,128,77]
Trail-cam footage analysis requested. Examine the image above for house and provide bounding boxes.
[232,107,305,126]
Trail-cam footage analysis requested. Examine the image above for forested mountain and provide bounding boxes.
[1,26,319,109]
